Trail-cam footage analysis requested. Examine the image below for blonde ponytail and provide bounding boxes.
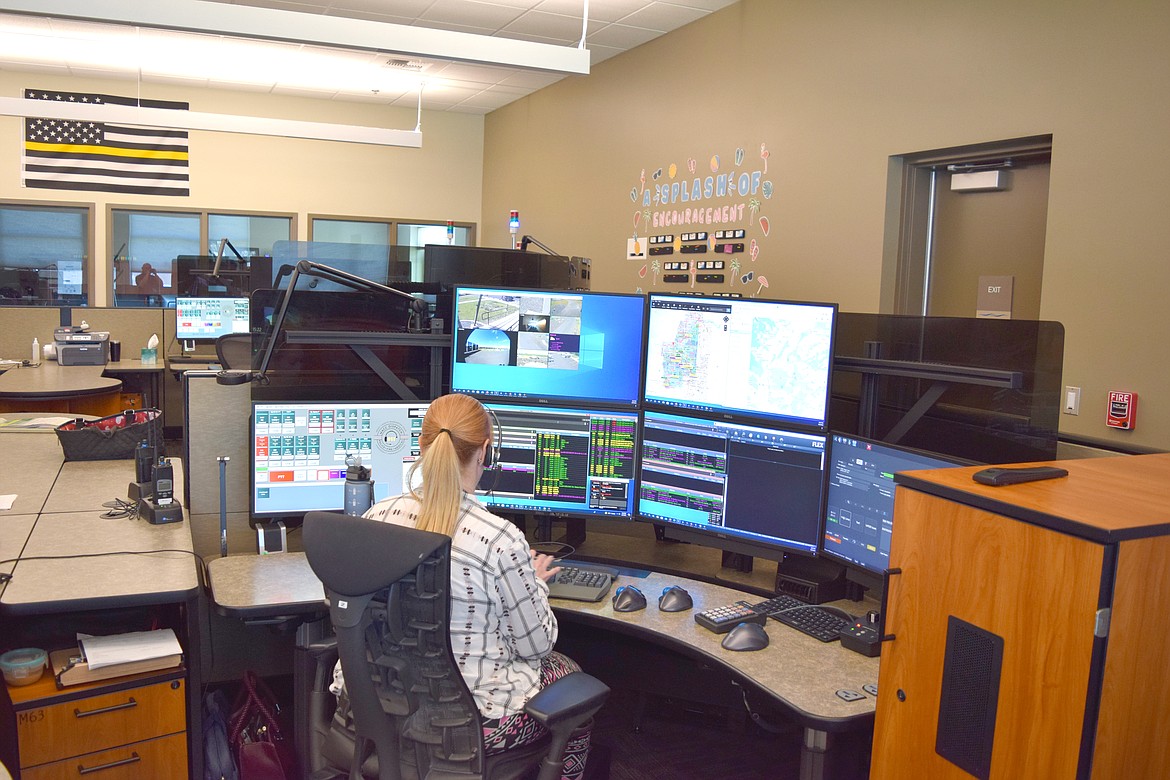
[408,394,491,537]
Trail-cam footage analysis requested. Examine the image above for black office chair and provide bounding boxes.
[214,333,254,370]
[303,511,610,780]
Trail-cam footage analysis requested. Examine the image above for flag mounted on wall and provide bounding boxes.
[22,89,191,197]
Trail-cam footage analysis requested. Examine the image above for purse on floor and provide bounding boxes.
[228,671,298,780]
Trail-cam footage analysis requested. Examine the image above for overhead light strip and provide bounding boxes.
[0,0,591,75]
[0,96,422,147]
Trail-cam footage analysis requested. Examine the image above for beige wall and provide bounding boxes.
[1,71,486,306]
[483,0,1170,451]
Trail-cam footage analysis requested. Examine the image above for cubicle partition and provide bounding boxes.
[0,307,66,362]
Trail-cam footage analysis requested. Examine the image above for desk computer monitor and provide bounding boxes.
[643,293,837,431]
[477,403,640,519]
[452,286,646,409]
[637,410,828,560]
[820,433,966,592]
[175,297,250,350]
[251,400,430,520]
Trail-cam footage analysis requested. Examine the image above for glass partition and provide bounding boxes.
[0,202,91,306]
[829,313,1065,464]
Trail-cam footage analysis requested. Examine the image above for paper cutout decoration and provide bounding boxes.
[759,216,770,236]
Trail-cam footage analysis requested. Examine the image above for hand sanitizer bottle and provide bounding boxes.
[32,337,39,363]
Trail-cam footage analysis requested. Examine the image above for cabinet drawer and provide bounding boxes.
[17,679,186,767]
[21,732,187,780]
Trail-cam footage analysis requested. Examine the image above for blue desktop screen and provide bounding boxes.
[451,286,646,408]
[643,293,837,430]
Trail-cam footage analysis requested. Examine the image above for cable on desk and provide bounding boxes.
[101,498,139,519]
[532,541,576,559]
[0,549,209,592]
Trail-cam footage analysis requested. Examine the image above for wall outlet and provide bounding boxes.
[1064,386,1081,415]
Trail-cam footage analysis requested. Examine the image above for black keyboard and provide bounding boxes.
[753,594,852,643]
[167,353,219,364]
[547,561,618,602]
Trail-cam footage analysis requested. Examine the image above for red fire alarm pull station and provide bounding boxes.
[1106,391,1137,430]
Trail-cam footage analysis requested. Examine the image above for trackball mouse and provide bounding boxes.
[721,621,770,652]
[611,585,647,612]
[657,585,694,612]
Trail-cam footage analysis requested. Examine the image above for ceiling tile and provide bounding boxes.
[587,23,662,49]
[420,0,528,28]
[533,0,649,24]
[619,3,706,31]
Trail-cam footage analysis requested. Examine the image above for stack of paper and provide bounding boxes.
[52,628,184,687]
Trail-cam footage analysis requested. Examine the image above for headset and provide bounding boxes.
[482,402,503,471]
[479,401,504,496]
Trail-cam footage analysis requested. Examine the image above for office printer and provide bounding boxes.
[54,326,110,366]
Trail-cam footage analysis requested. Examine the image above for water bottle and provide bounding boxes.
[343,455,374,516]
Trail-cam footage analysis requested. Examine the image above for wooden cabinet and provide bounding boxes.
[4,668,187,777]
[872,454,1170,780]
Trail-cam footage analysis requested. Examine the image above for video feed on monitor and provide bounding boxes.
[452,286,645,408]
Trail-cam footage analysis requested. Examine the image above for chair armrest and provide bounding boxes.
[524,671,610,729]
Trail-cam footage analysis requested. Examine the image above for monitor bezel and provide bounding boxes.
[450,284,647,410]
[641,292,838,431]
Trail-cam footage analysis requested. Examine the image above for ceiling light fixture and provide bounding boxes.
[0,0,591,75]
[0,95,422,147]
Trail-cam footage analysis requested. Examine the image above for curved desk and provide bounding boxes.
[205,552,878,779]
[0,362,122,415]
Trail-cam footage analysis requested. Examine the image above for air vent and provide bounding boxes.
[385,58,429,72]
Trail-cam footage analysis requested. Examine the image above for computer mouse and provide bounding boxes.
[721,622,770,652]
[657,585,693,612]
[611,585,647,612]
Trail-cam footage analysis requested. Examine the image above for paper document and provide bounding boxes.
[0,494,15,510]
[79,628,183,670]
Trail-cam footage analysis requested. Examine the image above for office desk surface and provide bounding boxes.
[3,511,198,615]
[0,432,65,515]
[0,435,198,615]
[44,458,146,513]
[209,553,326,619]
[205,552,878,731]
[0,362,121,397]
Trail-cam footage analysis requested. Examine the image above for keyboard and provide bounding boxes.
[167,353,219,364]
[753,594,852,643]
[547,561,619,602]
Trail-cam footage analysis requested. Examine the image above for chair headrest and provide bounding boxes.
[303,511,449,596]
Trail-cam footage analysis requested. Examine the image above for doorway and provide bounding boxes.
[882,135,1053,318]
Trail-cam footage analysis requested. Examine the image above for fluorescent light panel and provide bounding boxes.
[0,17,437,98]
[0,0,591,74]
[0,96,422,147]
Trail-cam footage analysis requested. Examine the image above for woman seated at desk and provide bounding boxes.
[331,393,594,780]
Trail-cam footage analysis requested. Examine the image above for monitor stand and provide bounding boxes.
[182,339,196,353]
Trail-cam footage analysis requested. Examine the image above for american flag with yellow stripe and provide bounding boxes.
[22,89,190,197]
